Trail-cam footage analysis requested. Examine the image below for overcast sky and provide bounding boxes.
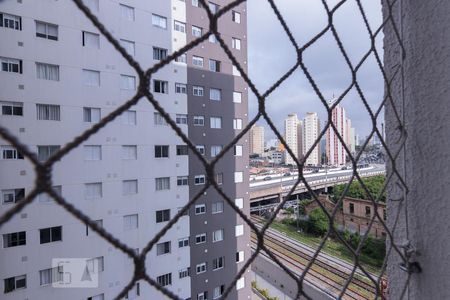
[247,0,384,141]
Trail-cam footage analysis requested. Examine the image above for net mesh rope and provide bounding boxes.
[0,0,409,299]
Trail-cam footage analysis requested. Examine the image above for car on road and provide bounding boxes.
[283,172,291,177]
[263,176,272,181]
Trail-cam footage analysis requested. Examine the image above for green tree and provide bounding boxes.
[308,208,329,236]
[333,175,386,202]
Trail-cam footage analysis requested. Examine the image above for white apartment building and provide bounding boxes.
[326,99,348,166]
[302,112,321,166]
[249,124,264,155]
[0,1,190,299]
[284,114,299,165]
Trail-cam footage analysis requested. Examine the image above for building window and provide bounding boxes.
[194,175,206,185]
[0,12,22,30]
[235,198,244,209]
[178,237,189,248]
[2,231,26,248]
[123,180,138,195]
[192,0,201,7]
[235,224,244,237]
[153,47,168,60]
[196,263,207,274]
[155,177,170,191]
[174,20,186,33]
[210,117,222,129]
[1,146,23,160]
[193,116,205,126]
[153,80,169,94]
[39,226,62,244]
[36,21,58,40]
[233,91,242,103]
[83,107,101,123]
[383,209,387,221]
[122,145,137,160]
[236,277,245,290]
[120,4,135,21]
[120,75,136,90]
[120,39,135,56]
[234,145,243,156]
[192,56,204,67]
[232,65,241,76]
[234,171,244,183]
[215,173,223,185]
[176,145,188,155]
[39,266,63,286]
[84,0,99,12]
[210,145,223,157]
[123,214,138,230]
[195,233,206,244]
[193,85,204,96]
[197,292,208,300]
[195,204,206,215]
[82,31,100,48]
[192,25,202,37]
[36,62,58,80]
[212,256,224,270]
[236,250,244,263]
[232,11,241,23]
[213,285,225,299]
[1,57,22,74]
[156,209,170,223]
[156,273,172,286]
[1,101,23,116]
[85,182,102,199]
[209,59,221,72]
[83,69,100,86]
[37,145,60,161]
[37,186,61,203]
[175,83,187,94]
[209,34,218,43]
[155,145,169,158]
[208,2,220,13]
[196,145,205,155]
[212,229,224,242]
[179,268,190,279]
[233,118,243,130]
[177,176,189,186]
[175,53,187,63]
[156,241,171,255]
[209,88,221,101]
[365,206,371,217]
[232,37,241,50]
[154,112,168,125]
[122,110,137,125]
[36,104,60,121]
[3,275,26,293]
[2,188,25,205]
[84,145,102,161]
[125,283,140,299]
[212,201,224,214]
[86,256,104,274]
[349,203,354,214]
[86,219,102,236]
[152,14,167,29]
[176,114,188,125]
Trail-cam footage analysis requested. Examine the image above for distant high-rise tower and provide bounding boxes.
[249,125,265,155]
[284,114,300,165]
[326,100,348,165]
[303,112,321,166]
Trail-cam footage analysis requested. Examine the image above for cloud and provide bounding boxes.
[247,0,385,140]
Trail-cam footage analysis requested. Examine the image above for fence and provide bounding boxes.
[0,0,413,299]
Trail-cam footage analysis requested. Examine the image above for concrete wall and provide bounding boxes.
[384,0,450,298]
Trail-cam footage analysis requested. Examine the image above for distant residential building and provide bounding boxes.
[326,100,348,165]
[297,120,303,163]
[284,114,300,165]
[349,127,356,154]
[270,151,284,164]
[303,112,321,166]
[249,125,265,155]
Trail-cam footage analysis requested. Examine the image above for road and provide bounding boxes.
[250,164,385,192]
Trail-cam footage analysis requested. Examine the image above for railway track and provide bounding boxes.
[251,216,380,299]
